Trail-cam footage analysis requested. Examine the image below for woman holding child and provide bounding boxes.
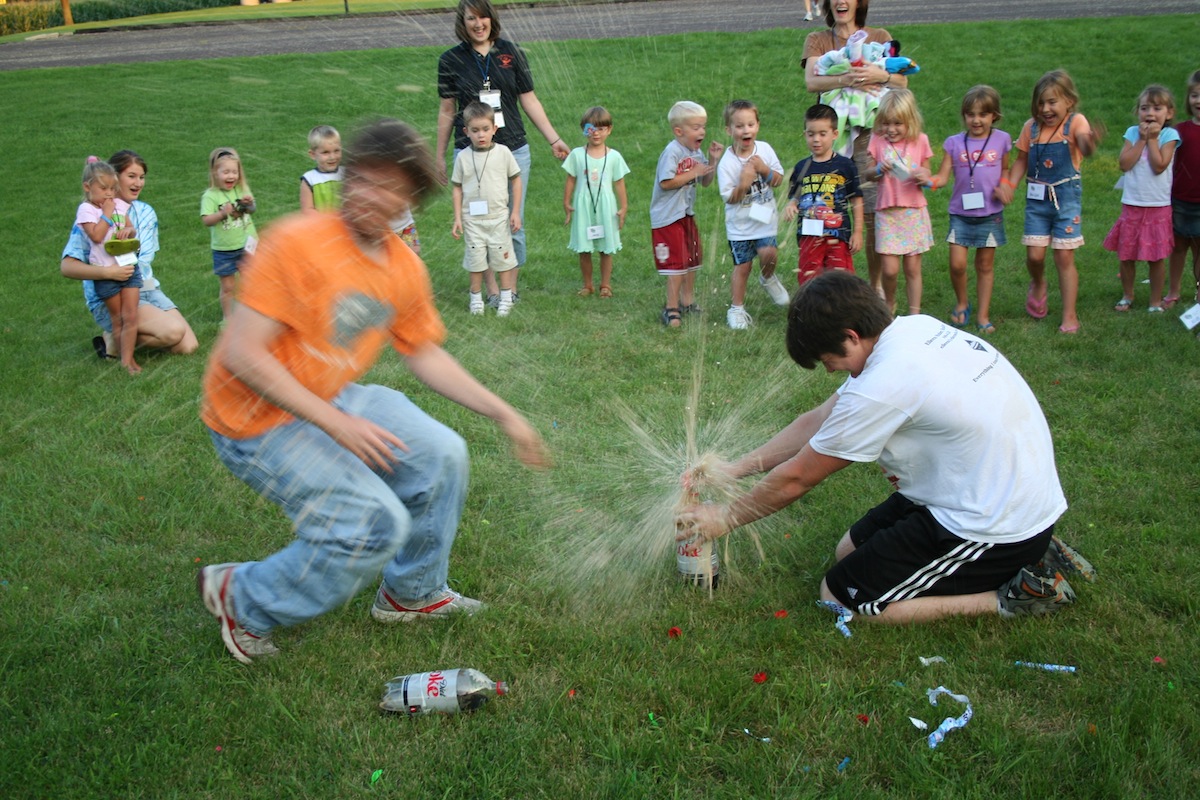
[803,0,908,295]
[436,0,570,301]
[59,149,198,359]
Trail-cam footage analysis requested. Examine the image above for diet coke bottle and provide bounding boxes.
[380,668,508,715]
[676,535,720,589]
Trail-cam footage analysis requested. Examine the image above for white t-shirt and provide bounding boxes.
[809,315,1067,544]
[650,139,707,229]
[717,140,783,240]
[1120,125,1180,207]
[451,144,521,220]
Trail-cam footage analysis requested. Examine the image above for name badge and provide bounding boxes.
[801,217,825,237]
[587,225,605,240]
[479,89,501,109]
[748,203,773,224]
[1027,183,1046,201]
[493,111,506,129]
[961,191,986,210]
[1180,303,1200,331]
[244,235,258,255]
[469,200,489,216]
[114,251,138,267]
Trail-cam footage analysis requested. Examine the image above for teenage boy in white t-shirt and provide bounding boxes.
[675,271,1096,623]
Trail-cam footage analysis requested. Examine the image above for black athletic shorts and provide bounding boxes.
[824,492,1054,616]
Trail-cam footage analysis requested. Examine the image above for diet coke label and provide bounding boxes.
[676,536,719,586]
[402,669,461,714]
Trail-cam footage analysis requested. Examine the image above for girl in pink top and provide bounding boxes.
[866,89,933,316]
[1169,70,1200,304]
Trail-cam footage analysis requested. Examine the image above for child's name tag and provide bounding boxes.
[749,203,774,224]
[244,235,258,255]
[801,218,825,237]
[961,192,986,210]
[469,200,489,216]
[1027,183,1046,201]
[1180,303,1200,331]
[479,89,501,109]
[587,225,605,240]
[114,251,138,267]
[494,111,506,129]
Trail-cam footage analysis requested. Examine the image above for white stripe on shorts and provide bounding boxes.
[859,539,994,616]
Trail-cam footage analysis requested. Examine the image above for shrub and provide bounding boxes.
[0,0,237,35]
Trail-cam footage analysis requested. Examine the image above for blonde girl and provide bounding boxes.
[865,88,933,315]
[76,157,142,374]
[931,85,1012,333]
[200,147,258,318]
[1168,70,1200,305]
[562,106,630,297]
[998,70,1102,334]
[1104,85,1179,312]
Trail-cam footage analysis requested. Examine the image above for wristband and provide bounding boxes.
[551,137,562,147]
[100,215,115,227]
[875,164,883,177]
[1000,177,1014,188]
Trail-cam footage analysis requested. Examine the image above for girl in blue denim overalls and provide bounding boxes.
[1000,70,1103,334]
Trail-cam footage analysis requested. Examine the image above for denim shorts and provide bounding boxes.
[1173,198,1200,238]
[727,236,778,265]
[946,212,1006,248]
[1022,178,1083,248]
[90,287,177,332]
[212,248,246,277]
[92,265,144,301]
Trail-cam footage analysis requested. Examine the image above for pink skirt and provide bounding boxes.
[1103,204,1173,262]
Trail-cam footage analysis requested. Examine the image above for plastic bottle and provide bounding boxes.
[380,668,508,715]
[677,535,720,589]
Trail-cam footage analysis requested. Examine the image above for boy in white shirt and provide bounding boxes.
[716,99,789,329]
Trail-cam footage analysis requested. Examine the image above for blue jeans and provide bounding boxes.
[454,143,531,266]
[209,383,469,636]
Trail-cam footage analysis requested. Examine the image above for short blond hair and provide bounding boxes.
[308,125,340,151]
[668,100,706,128]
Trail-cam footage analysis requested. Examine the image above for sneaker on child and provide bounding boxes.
[727,305,753,330]
[371,584,485,623]
[469,293,485,315]
[1040,535,1097,583]
[760,274,791,306]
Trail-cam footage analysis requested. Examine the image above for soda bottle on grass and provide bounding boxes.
[380,669,508,716]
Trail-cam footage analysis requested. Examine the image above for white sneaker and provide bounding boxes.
[497,292,513,317]
[760,274,791,306]
[469,293,485,315]
[804,11,814,20]
[727,306,753,330]
[371,584,485,623]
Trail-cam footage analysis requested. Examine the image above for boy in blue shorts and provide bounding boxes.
[650,100,724,328]
[783,104,864,287]
[716,100,788,330]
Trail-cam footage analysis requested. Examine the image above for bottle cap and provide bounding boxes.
[495,681,508,696]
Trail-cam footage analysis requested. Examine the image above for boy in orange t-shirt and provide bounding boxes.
[197,120,548,664]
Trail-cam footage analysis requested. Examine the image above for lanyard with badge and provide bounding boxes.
[1027,117,1064,201]
[583,137,608,240]
[794,157,827,238]
[468,146,493,217]
[960,130,992,210]
[475,51,505,128]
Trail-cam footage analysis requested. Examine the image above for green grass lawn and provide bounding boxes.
[2,14,1199,798]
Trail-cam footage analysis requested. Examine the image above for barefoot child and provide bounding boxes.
[563,106,629,298]
[76,157,142,374]
[865,88,934,316]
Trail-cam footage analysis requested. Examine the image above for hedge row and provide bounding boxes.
[1,0,235,36]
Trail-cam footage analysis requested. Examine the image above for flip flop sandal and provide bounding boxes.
[1161,295,1180,309]
[92,335,117,360]
[1113,298,1133,312]
[104,238,140,256]
[599,286,613,298]
[949,304,971,328]
[577,286,594,297]
[976,321,996,335]
[660,307,682,328]
[1026,284,1048,319]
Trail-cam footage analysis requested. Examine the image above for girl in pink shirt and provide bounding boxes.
[866,89,933,316]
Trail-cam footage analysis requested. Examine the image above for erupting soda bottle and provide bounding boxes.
[380,668,508,716]
[676,535,720,589]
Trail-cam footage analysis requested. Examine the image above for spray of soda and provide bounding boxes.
[675,463,719,592]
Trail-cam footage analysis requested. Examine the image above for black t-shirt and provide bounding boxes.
[438,39,535,152]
